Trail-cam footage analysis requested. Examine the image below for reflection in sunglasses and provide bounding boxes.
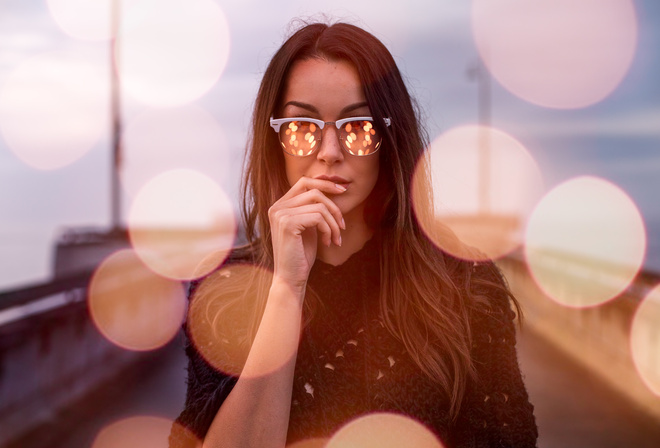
[277,119,383,157]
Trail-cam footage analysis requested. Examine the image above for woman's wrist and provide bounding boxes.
[269,275,307,308]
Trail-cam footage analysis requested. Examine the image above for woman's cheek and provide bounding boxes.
[284,159,306,187]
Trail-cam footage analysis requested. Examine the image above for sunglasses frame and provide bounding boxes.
[269,116,392,156]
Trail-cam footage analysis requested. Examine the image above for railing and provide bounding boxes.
[0,271,92,326]
[0,271,143,447]
[498,252,660,421]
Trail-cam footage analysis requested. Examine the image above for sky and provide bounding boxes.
[0,0,658,290]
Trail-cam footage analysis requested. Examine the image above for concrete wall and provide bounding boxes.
[0,291,138,447]
[498,255,660,420]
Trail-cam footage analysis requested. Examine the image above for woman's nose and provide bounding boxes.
[316,126,344,164]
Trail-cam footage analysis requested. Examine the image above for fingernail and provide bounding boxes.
[335,184,347,192]
[341,218,346,229]
[338,235,342,246]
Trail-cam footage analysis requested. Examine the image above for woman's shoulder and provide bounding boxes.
[226,242,260,264]
[211,242,261,273]
[470,260,517,317]
[467,262,521,344]
[439,247,517,320]
[185,243,268,375]
[188,242,262,299]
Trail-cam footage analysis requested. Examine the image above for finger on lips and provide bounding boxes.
[291,176,348,195]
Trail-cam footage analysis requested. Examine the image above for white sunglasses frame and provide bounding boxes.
[269,116,391,132]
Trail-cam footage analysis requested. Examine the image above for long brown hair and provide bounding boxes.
[204,21,519,418]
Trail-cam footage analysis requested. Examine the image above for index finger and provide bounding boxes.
[283,176,347,199]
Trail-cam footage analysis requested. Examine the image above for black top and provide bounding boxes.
[170,237,538,447]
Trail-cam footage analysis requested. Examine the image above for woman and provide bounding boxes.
[170,21,538,448]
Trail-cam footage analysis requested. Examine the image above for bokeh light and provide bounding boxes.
[117,0,231,107]
[326,413,444,448]
[630,284,660,397]
[92,415,197,448]
[525,176,646,307]
[88,249,186,351]
[0,51,107,170]
[186,264,292,378]
[46,0,138,41]
[472,0,638,108]
[121,105,230,196]
[412,125,543,261]
[128,169,236,281]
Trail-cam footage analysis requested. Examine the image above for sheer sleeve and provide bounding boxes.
[452,263,538,448]
[168,279,240,448]
[169,324,238,448]
[168,246,267,447]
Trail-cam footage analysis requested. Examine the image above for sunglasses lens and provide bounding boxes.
[340,120,382,156]
[279,120,321,156]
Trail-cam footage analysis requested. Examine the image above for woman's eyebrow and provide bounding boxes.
[340,102,369,115]
[282,101,319,114]
[282,101,370,116]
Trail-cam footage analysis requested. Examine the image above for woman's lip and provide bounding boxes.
[314,175,350,184]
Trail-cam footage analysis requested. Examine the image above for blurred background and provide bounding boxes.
[0,0,659,447]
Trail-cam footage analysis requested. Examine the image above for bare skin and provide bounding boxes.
[200,58,379,448]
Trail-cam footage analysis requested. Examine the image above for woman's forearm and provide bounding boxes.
[202,278,304,448]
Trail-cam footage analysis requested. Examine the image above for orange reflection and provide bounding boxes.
[0,51,107,170]
[121,105,230,196]
[128,169,236,281]
[412,125,543,261]
[92,415,197,448]
[88,249,186,351]
[187,264,295,378]
[630,284,660,397]
[46,0,138,41]
[117,0,230,107]
[472,0,638,108]
[525,176,646,308]
[326,413,444,448]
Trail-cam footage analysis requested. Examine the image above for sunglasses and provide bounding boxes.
[269,116,392,157]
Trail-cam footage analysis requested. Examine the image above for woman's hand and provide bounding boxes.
[203,178,344,448]
[268,177,346,292]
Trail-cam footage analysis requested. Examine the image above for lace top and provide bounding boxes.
[170,238,538,447]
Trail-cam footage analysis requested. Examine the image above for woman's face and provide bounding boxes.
[279,58,380,223]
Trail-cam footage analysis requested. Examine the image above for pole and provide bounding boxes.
[110,0,122,231]
[477,57,491,215]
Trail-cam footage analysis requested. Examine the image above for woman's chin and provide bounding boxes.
[335,199,368,223]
